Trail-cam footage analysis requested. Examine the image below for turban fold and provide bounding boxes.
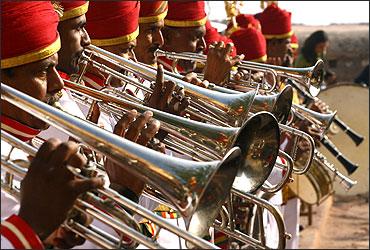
[164,1,207,27]
[59,1,89,22]
[86,1,140,46]
[258,3,293,39]
[139,1,168,24]
[1,1,60,69]
[230,27,267,62]
[226,14,262,37]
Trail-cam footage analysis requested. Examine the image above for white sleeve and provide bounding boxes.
[1,235,13,249]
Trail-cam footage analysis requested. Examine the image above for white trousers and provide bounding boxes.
[281,197,301,249]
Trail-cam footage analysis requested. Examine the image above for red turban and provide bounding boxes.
[1,1,60,69]
[86,1,140,46]
[59,1,89,22]
[236,14,261,30]
[139,1,168,24]
[226,14,262,37]
[204,20,236,57]
[164,1,207,27]
[258,3,293,39]
[230,27,267,62]
[290,33,299,49]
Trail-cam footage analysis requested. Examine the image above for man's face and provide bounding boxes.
[134,20,164,65]
[162,25,206,72]
[267,38,293,67]
[57,14,91,75]
[1,53,64,130]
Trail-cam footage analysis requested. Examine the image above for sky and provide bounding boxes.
[206,1,369,26]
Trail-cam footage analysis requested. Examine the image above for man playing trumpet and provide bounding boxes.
[1,2,105,248]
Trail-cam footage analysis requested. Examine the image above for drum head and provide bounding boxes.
[318,83,369,195]
[289,173,319,205]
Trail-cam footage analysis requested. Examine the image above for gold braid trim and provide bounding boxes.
[251,54,268,63]
[264,30,293,40]
[1,37,61,69]
[139,10,168,24]
[164,16,207,27]
[59,2,89,21]
[91,27,139,47]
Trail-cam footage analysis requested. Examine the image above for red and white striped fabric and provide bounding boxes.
[1,214,44,249]
[1,116,41,142]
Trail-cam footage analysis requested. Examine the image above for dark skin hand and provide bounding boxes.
[104,110,162,196]
[203,41,244,86]
[43,211,91,248]
[181,71,210,89]
[18,138,105,241]
[146,64,190,117]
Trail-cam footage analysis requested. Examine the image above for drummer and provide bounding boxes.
[1,2,104,248]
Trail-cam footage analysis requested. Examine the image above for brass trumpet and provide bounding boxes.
[287,79,365,146]
[82,45,258,127]
[154,49,324,96]
[1,130,219,249]
[65,80,283,195]
[288,103,337,138]
[1,83,242,245]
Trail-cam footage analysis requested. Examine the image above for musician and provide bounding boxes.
[134,1,168,67]
[82,2,195,248]
[38,1,92,141]
[159,1,243,86]
[1,2,104,248]
[258,3,294,68]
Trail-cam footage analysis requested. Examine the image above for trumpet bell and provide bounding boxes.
[186,147,241,239]
[232,112,280,194]
[309,59,325,88]
[251,85,293,124]
[272,85,293,124]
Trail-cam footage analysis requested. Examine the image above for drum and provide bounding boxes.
[318,83,369,195]
[288,157,333,205]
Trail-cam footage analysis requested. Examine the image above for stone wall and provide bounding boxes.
[293,24,369,82]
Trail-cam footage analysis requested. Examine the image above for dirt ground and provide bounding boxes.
[318,193,369,249]
[300,193,369,249]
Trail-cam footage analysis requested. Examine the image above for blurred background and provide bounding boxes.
[206,1,369,83]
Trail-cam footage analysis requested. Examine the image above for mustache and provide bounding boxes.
[45,91,63,108]
[149,44,161,53]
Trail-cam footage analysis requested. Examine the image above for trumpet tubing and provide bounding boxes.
[287,79,365,146]
[1,130,219,249]
[289,103,337,137]
[155,49,324,93]
[84,45,258,127]
[1,83,242,241]
[214,190,289,249]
